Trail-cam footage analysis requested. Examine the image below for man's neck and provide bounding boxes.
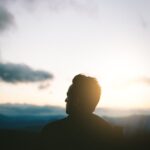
[68,112,94,121]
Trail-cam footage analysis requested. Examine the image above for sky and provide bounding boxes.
[0,0,150,109]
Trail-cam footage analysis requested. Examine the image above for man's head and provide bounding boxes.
[65,74,101,115]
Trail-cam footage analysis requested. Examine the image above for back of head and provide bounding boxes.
[67,74,101,114]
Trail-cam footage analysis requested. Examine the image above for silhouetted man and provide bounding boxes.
[39,74,123,150]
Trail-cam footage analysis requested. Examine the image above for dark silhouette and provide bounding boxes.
[38,74,123,150]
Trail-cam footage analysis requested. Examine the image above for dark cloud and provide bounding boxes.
[0,63,53,83]
[0,6,14,32]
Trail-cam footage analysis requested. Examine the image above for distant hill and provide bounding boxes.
[0,104,150,150]
[0,114,65,131]
[0,103,66,116]
[0,104,66,131]
[0,103,150,134]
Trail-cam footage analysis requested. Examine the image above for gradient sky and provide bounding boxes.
[0,0,150,109]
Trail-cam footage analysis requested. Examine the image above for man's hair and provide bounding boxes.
[71,74,101,112]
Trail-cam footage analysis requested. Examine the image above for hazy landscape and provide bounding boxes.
[1,104,150,133]
[0,103,150,150]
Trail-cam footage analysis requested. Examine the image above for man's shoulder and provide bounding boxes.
[91,114,112,128]
[92,114,123,139]
[92,114,122,133]
[42,117,67,134]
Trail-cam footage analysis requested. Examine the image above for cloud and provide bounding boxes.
[38,82,50,90]
[114,77,150,90]
[139,14,148,29]
[46,0,98,14]
[0,63,53,83]
[134,77,150,85]
[0,6,14,32]
[122,77,150,88]
[2,0,99,17]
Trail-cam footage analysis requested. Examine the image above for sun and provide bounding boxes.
[95,54,148,109]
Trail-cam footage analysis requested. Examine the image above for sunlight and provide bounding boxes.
[96,52,149,109]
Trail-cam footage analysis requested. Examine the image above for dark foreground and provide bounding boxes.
[0,129,150,150]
